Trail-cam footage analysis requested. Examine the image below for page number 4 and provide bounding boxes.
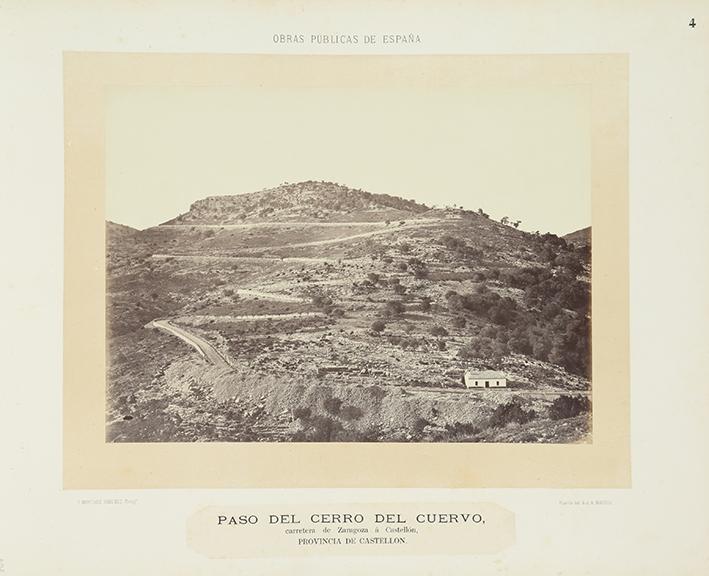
[689,18,696,28]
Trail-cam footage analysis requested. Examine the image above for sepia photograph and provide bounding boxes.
[6,1,707,573]
[104,56,593,444]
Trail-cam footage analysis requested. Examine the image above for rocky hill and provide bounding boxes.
[165,180,430,224]
[106,220,139,241]
[107,181,592,444]
[563,226,591,247]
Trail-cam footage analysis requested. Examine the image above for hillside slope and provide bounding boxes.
[563,226,591,247]
[165,180,430,224]
[106,181,592,443]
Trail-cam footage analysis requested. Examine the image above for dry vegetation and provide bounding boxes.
[107,181,591,443]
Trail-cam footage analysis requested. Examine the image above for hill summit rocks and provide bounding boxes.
[166,180,430,225]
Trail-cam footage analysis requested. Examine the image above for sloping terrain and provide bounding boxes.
[165,180,430,225]
[563,226,591,247]
[107,181,592,443]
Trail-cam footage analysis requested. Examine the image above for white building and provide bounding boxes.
[464,370,507,389]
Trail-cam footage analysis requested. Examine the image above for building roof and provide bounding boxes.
[464,370,506,379]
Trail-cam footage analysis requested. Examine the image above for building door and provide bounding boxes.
[485,380,489,388]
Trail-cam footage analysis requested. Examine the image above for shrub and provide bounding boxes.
[366,385,387,402]
[489,401,536,428]
[458,335,506,363]
[384,300,405,316]
[548,395,591,420]
[412,417,430,435]
[371,319,386,333]
[293,415,343,442]
[446,292,464,312]
[451,315,466,328]
[323,397,342,415]
[311,293,333,308]
[293,406,312,420]
[430,326,448,337]
[440,235,483,260]
[340,405,364,421]
[407,257,427,277]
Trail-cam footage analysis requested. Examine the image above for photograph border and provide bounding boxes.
[64,52,629,489]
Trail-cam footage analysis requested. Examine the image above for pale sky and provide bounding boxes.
[106,61,590,235]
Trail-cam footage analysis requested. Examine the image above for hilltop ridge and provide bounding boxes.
[107,180,592,444]
[165,180,430,225]
[563,226,591,247]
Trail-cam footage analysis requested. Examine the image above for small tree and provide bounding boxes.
[549,395,591,420]
[292,406,312,420]
[371,319,386,333]
[340,405,364,421]
[323,397,342,416]
[489,401,536,428]
[451,315,466,328]
[384,300,405,316]
[407,257,429,279]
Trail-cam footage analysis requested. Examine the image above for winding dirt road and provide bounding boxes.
[149,217,452,370]
[159,221,390,229]
[151,254,339,264]
[151,319,231,369]
[242,219,445,251]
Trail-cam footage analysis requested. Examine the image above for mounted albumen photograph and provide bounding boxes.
[104,56,593,444]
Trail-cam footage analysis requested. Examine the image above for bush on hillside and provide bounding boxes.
[548,395,591,420]
[340,405,364,421]
[489,401,537,428]
[384,300,405,316]
[323,397,342,416]
[371,319,386,333]
[292,406,312,420]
